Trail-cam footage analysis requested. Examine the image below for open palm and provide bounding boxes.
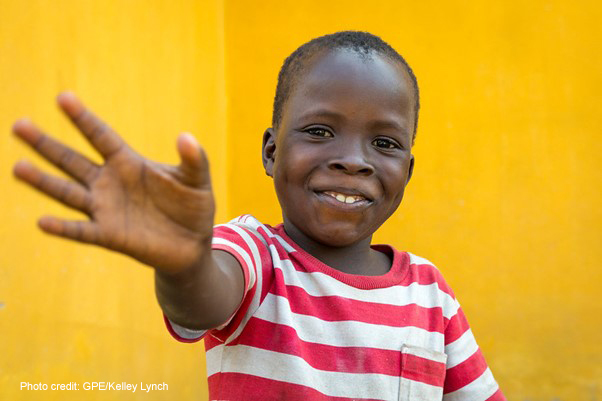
[13,93,215,273]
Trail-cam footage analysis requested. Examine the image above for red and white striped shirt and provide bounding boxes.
[165,215,505,401]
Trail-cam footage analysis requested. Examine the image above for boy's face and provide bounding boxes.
[263,49,415,248]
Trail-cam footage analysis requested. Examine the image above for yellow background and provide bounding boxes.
[1,0,600,400]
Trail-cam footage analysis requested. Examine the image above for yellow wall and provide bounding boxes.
[0,0,225,399]
[1,0,601,400]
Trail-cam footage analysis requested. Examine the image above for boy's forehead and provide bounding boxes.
[302,49,408,88]
[283,49,414,128]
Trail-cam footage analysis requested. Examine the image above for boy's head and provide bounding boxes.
[263,31,417,248]
[272,31,420,143]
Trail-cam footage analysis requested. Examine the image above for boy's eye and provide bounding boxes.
[372,138,399,149]
[306,128,333,138]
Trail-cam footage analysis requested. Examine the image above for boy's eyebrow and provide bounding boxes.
[368,119,407,133]
[368,120,412,140]
[298,108,410,136]
[297,108,344,122]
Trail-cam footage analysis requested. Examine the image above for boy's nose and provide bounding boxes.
[328,143,374,176]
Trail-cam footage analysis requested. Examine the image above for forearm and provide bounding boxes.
[154,250,244,330]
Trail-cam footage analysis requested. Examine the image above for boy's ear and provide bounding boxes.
[406,155,415,185]
[262,128,276,177]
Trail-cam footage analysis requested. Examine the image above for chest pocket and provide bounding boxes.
[398,344,447,401]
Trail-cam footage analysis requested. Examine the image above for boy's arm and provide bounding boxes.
[155,250,244,330]
[443,303,505,400]
[12,92,244,330]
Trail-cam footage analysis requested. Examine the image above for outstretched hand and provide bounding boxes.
[13,92,216,274]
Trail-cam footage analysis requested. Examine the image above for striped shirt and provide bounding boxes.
[165,215,505,401]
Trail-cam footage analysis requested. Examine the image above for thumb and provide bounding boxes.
[176,132,211,189]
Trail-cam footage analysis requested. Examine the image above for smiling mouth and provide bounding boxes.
[323,190,369,204]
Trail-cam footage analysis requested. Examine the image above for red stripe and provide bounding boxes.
[273,225,410,289]
[401,353,446,387]
[273,273,447,333]
[273,222,454,297]
[444,348,488,393]
[272,248,454,299]
[230,317,402,375]
[486,388,507,401]
[269,225,457,306]
[403,263,455,297]
[208,372,384,401]
[444,308,470,345]
[204,335,220,351]
[255,225,279,301]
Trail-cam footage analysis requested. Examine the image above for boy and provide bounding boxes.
[13,31,505,400]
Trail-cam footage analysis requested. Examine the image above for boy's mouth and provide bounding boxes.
[312,184,375,209]
[323,190,367,204]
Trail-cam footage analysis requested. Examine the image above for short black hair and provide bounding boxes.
[272,31,420,143]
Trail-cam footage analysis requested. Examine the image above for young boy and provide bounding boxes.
[13,32,505,400]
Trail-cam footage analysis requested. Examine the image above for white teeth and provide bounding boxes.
[325,191,365,204]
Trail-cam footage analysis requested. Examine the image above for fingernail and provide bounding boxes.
[12,118,31,131]
[182,132,197,143]
[57,91,76,102]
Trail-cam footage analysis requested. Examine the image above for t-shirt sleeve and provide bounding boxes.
[442,300,506,400]
[164,216,273,344]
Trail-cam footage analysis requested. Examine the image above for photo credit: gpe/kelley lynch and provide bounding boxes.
[20,381,168,392]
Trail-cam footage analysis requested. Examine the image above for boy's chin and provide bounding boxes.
[284,214,380,249]
[309,225,374,248]
[317,236,368,248]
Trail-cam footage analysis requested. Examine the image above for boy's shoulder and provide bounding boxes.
[217,215,453,291]
[212,215,297,263]
[217,215,447,276]
[405,252,457,300]
[407,252,435,267]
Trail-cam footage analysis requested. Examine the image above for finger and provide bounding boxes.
[57,92,125,159]
[12,119,99,185]
[14,160,93,215]
[176,132,212,189]
[38,216,99,245]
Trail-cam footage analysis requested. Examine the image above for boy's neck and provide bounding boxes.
[283,220,391,276]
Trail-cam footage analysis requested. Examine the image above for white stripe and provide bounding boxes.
[255,293,444,350]
[403,344,447,364]
[231,215,297,253]
[231,214,259,229]
[399,376,444,401]
[168,319,207,340]
[272,254,459,319]
[408,252,437,267]
[227,221,270,248]
[205,341,223,377]
[443,367,499,401]
[445,329,479,368]
[243,225,269,247]
[207,345,399,399]
[272,233,297,253]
